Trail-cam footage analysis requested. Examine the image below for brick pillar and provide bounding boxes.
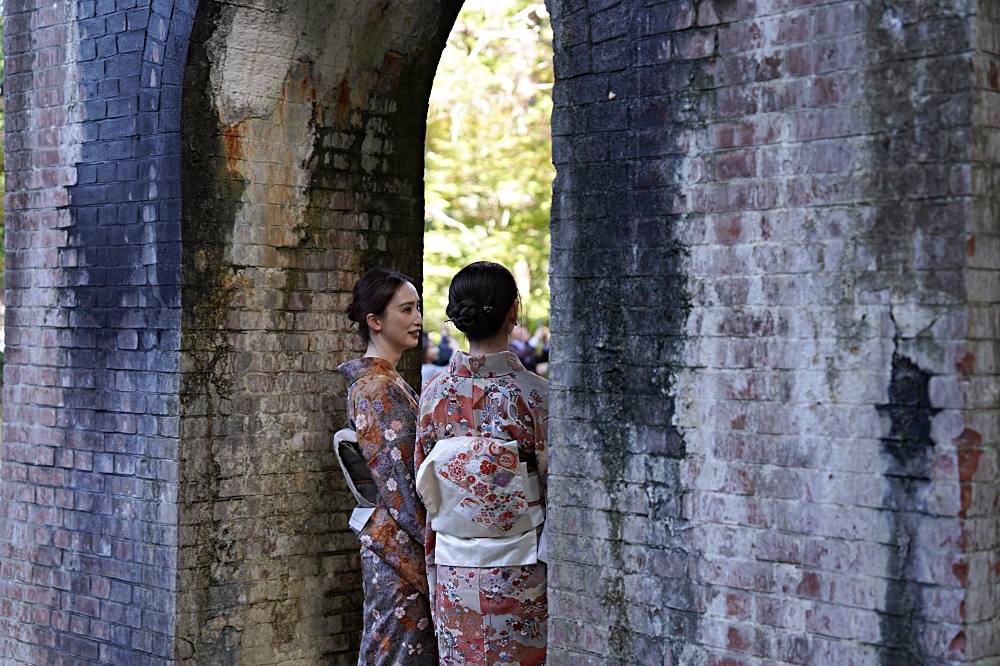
[0,0,459,663]
[547,0,999,664]
[175,1,460,663]
[961,0,1000,655]
[0,0,191,663]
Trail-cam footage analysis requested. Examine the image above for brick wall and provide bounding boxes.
[0,0,460,662]
[964,0,1000,658]
[174,1,460,663]
[547,0,997,664]
[3,0,999,664]
[0,0,192,663]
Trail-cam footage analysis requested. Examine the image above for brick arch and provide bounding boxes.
[0,0,461,663]
[3,0,1000,665]
[175,0,461,662]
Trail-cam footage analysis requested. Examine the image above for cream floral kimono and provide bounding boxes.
[415,351,549,666]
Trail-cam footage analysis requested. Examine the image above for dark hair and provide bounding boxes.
[446,261,520,341]
[346,268,414,343]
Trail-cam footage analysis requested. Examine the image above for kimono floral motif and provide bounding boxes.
[339,357,437,666]
[439,439,528,534]
[416,351,549,666]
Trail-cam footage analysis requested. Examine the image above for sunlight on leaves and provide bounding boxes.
[424,0,553,332]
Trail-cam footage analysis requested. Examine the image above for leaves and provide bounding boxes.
[424,0,553,330]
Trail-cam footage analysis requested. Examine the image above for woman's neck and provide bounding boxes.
[364,338,401,367]
[468,331,510,356]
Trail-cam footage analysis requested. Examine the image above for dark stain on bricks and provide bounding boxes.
[550,0,702,660]
[178,1,247,663]
[876,353,939,665]
[860,3,972,657]
[859,0,969,305]
[181,9,245,410]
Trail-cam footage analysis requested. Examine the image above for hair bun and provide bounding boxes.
[459,303,482,319]
[445,261,519,342]
[447,299,490,338]
[345,301,360,323]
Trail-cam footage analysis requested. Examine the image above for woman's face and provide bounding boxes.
[370,281,423,355]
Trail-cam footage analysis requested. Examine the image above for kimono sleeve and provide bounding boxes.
[521,378,550,490]
[352,375,427,547]
[414,391,439,593]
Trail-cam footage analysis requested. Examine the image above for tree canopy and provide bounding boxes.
[423,0,554,332]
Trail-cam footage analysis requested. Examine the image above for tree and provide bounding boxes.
[424,0,554,331]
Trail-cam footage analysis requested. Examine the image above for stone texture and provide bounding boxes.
[547,0,999,664]
[0,0,460,663]
[176,1,459,663]
[2,0,182,664]
[1,0,999,664]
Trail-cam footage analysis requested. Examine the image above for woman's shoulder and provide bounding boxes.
[340,355,400,377]
[519,368,547,387]
[509,369,547,393]
[340,357,400,392]
[418,369,454,405]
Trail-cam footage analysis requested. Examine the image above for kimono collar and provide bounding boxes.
[338,356,400,386]
[449,350,526,378]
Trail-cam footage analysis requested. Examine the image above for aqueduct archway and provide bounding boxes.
[2,0,1000,664]
[177,2,458,661]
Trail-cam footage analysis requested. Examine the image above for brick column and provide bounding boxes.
[176,1,459,663]
[547,0,997,664]
[0,4,84,662]
[960,0,1000,657]
[0,0,193,663]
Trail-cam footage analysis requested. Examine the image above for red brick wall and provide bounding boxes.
[963,0,1000,658]
[547,0,995,663]
[3,0,999,664]
[0,0,463,662]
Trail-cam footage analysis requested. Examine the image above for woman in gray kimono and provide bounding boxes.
[338,268,438,665]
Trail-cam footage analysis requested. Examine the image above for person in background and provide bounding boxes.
[337,268,437,666]
[422,333,446,390]
[415,261,548,666]
[529,325,550,378]
[435,327,460,366]
[509,323,550,376]
[508,324,539,373]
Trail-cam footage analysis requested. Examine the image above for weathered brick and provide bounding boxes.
[5,1,1000,666]
[548,0,999,664]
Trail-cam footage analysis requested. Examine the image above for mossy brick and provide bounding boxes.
[4,1,1000,665]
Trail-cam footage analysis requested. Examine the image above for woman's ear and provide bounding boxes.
[366,312,382,333]
[507,299,519,323]
[507,299,519,332]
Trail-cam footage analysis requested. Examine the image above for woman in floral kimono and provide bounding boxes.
[415,262,548,666]
[338,268,438,665]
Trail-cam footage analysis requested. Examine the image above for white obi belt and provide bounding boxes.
[417,436,546,567]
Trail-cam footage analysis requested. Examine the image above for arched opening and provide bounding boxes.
[422,0,554,363]
[178,1,461,661]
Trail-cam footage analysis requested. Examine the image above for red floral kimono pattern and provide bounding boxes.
[415,351,549,666]
[339,357,437,666]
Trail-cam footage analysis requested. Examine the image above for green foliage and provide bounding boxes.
[423,0,553,331]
